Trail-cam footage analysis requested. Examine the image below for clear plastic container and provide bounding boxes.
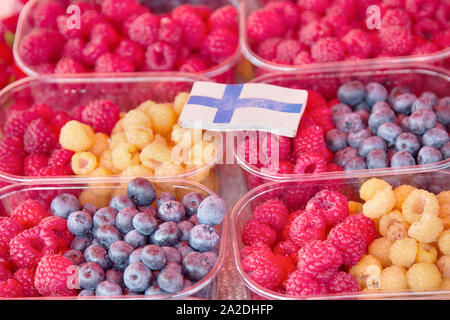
[0,178,227,300]
[236,65,450,191]
[14,0,241,83]
[231,169,450,300]
[0,73,217,189]
[240,0,450,76]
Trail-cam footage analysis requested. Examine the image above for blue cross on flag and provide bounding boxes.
[178,82,308,137]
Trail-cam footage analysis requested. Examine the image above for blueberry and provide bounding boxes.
[67,211,93,236]
[371,101,391,113]
[197,196,227,226]
[182,252,213,282]
[348,129,372,148]
[336,113,365,134]
[116,207,139,234]
[412,96,435,113]
[175,241,195,259]
[421,92,439,106]
[367,149,388,169]
[141,245,167,270]
[441,142,450,159]
[355,101,371,112]
[390,151,416,167]
[51,193,81,219]
[343,156,367,171]
[422,128,449,149]
[70,236,92,252]
[333,147,359,167]
[435,103,450,126]
[132,212,158,236]
[368,108,396,133]
[82,203,97,215]
[129,248,143,264]
[84,245,110,270]
[183,278,193,290]
[377,122,402,146]
[95,225,122,248]
[105,268,124,288]
[78,289,95,296]
[417,146,443,165]
[393,93,416,114]
[145,283,164,296]
[137,205,157,217]
[177,220,193,241]
[395,132,421,154]
[331,103,352,124]
[189,224,219,252]
[365,82,388,106]
[397,114,411,132]
[127,178,156,207]
[109,195,136,212]
[151,222,181,247]
[95,280,123,296]
[157,266,184,293]
[203,251,218,266]
[124,262,152,293]
[63,250,85,265]
[325,129,348,152]
[78,262,105,290]
[354,109,370,124]
[189,214,199,226]
[109,241,134,267]
[435,122,447,131]
[93,207,117,229]
[409,109,437,136]
[156,192,176,208]
[438,96,450,107]
[163,247,182,264]
[158,201,185,222]
[181,192,204,216]
[388,86,410,105]
[337,81,366,106]
[359,136,387,158]
[124,230,147,248]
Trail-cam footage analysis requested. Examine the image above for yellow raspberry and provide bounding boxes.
[402,189,440,224]
[360,178,391,201]
[111,118,124,135]
[389,238,417,268]
[154,162,184,177]
[59,120,95,152]
[441,215,450,230]
[171,125,202,147]
[89,133,109,157]
[386,222,409,243]
[111,186,127,199]
[79,189,110,208]
[89,167,114,197]
[174,92,189,117]
[437,256,450,279]
[368,237,393,268]
[438,230,450,255]
[380,265,408,291]
[125,127,154,149]
[407,262,442,291]
[148,103,176,135]
[363,186,395,219]
[185,165,211,183]
[393,185,416,211]
[441,278,450,290]
[348,201,363,215]
[416,243,438,264]
[123,109,152,129]
[111,143,140,171]
[408,213,443,243]
[379,210,407,236]
[136,100,156,114]
[120,165,154,186]
[140,142,172,170]
[349,255,382,289]
[187,142,206,166]
[153,134,168,146]
[437,191,450,217]
[71,152,98,175]
[98,150,119,173]
[109,132,128,151]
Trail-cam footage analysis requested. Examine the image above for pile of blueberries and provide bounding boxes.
[326,80,450,170]
[51,178,226,297]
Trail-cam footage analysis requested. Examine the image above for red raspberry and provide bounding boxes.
[54,57,85,74]
[262,160,294,175]
[19,28,63,65]
[52,111,71,134]
[34,254,77,296]
[236,133,260,166]
[305,190,349,227]
[0,264,11,281]
[293,51,314,65]
[32,0,65,28]
[379,26,415,56]
[241,243,272,259]
[39,216,74,250]
[294,152,327,174]
[343,214,377,245]
[299,21,331,48]
[30,104,52,121]
[80,10,108,38]
[192,5,213,22]
[405,0,438,19]
[381,8,411,28]
[275,254,296,282]
[436,2,450,29]
[48,149,74,168]
[306,90,327,111]
[327,223,366,266]
[342,29,373,58]
[127,13,159,47]
[326,271,360,294]
[286,270,327,297]
[411,42,439,55]
[202,28,238,63]
[11,199,49,230]
[81,99,120,135]
[91,23,121,48]
[241,250,284,291]
[265,1,299,29]
[293,125,328,160]
[298,114,318,130]
[0,279,23,298]
[114,39,145,70]
[56,15,82,39]
[413,19,440,40]
[173,10,207,49]
[282,183,318,211]
[101,0,141,22]
[82,36,110,67]
[95,53,135,73]
[247,9,285,42]
[256,37,283,61]
[242,219,277,247]
[273,240,300,262]
[179,58,208,73]
[297,0,329,14]
[14,268,39,297]
[0,136,24,158]
[157,17,182,49]
[311,37,346,63]
[274,39,302,64]
[23,119,57,155]
[0,218,21,248]
[24,155,49,176]
[70,105,86,122]
[4,110,39,138]
[309,105,334,133]
[209,5,238,30]
[0,154,23,176]
[38,166,72,177]
[327,163,343,172]
[145,42,177,71]
[289,211,326,247]
[61,38,84,64]
[71,0,97,13]
[280,210,304,240]
[254,199,289,232]
[9,227,57,268]
[432,30,450,50]
[263,134,292,162]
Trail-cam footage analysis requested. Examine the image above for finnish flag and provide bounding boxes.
[178,82,308,137]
